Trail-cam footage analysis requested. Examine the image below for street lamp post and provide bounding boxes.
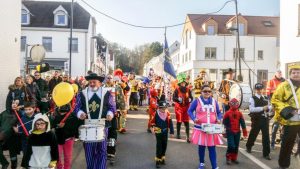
[69,0,74,77]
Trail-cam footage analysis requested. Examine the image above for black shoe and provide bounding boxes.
[264,155,271,160]
[147,129,151,133]
[246,147,252,153]
[176,135,181,139]
[156,161,161,168]
[226,159,232,165]
[232,160,239,164]
[161,159,165,165]
[1,164,9,169]
[187,139,190,143]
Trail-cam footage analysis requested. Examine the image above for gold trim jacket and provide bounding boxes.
[271,81,300,126]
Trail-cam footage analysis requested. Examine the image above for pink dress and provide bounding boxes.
[190,98,223,146]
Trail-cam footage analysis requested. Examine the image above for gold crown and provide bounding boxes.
[288,64,300,70]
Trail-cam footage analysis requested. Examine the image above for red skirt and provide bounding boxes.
[174,103,190,122]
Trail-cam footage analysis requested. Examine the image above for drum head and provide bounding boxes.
[229,83,252,109]
[229,83,243,108]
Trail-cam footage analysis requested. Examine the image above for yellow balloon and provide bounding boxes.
[71,83,79,94]
[52,82,74,107]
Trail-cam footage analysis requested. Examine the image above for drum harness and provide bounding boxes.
[287,79,300,121]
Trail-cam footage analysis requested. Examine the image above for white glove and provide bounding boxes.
[178,97,183,103]
[189,98,192,103]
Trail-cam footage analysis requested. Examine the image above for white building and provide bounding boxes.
[0,1,21,111]
[143,41,179,77]
[178,14,280,86]
[280,0,300,77]
[21,1,102,77]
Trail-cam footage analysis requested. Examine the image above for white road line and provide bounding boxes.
[239,148,272,169]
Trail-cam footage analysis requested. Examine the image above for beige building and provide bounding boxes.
[0,1,21,111]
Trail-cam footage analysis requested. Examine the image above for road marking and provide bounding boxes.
[239,148,272,169]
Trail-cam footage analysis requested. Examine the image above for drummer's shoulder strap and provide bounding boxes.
[82,88,91,119]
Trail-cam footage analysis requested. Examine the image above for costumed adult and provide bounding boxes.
[75,73,115,169]
[129,72,139,111]
[218,68,235,113]
[188,85,222,169]
[173,73,193,142]
[271,64,300,169]
[194,69,214,98]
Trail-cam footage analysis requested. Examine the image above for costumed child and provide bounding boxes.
[51,103,81,169]
[223,98,247,165]
[13,101,37,168]
[148,88,158,133]
[150,100,174,168]
[188,85,222,169]
[22,113,58,169]
[173,73,193,142]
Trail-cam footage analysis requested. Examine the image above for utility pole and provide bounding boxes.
[69,0,74,76]
[235,0,243,82]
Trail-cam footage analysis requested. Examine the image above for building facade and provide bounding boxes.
[280,0,300,77]
[21,1,102,77]
[0,1,21,111]
[178,14,280,86]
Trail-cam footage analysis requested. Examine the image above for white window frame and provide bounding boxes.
[207,25,215,35]
[54,10,68,26]
[238,23,245,36]
[42,37,52,52]
[21,9,30,25]
[233,48,245,59]
[205,47,217,59]
[68,38,78,52]
[258,50,263,60]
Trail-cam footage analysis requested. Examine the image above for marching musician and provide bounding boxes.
[271,64,300,169]
[194,69,214,98]
[218,68,235,112]
[129,72,139,111]
[173,73,193,142]
[75,73,115,169]
[246,83,272,160]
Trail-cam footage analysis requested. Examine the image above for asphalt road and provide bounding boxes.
[71,106,300,169]
[6,106,300,169]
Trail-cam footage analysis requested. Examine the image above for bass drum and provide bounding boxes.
[229,83,252,110]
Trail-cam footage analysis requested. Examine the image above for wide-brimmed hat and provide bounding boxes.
[85,73,105,82]
[223,68,235,75]
[158,100,168,108]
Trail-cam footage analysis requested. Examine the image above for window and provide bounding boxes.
[185,53,188,62]
[185,30,188,49]
[238,23,245,36]
[42,37,52,52]
[258,50,263,60]
[205,47,217,59]
[233,48,245,59]
[189,50,191,61]
[207,25,215,35]
[21,9,29,25]
[55,10,67,26]
[21,36,26,51]
[68,38,78,52]
[257,70,268,83]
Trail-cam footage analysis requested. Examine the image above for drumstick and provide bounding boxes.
[14,110,29,137]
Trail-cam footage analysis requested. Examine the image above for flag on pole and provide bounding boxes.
[163,35,176,78]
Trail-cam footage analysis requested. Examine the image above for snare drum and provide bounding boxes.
[79,125,105,142]
[229,83,252,110]
[201,123,224,134]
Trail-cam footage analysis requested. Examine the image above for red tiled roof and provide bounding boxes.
[187,14,279,36]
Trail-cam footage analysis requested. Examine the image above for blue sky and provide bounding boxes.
[77,0,279,49]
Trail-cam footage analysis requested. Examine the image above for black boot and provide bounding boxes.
[176,122,182,139]
[156,161,161,168]
[184,122,190,143]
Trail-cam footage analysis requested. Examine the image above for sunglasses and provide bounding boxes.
[202,90,212,93]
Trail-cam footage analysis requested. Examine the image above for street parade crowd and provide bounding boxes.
[0,64,299,169]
